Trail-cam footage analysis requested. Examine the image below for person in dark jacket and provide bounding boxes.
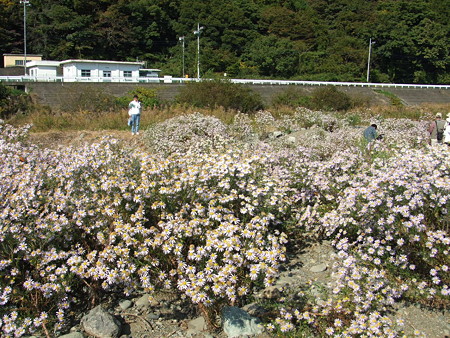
[363,124,378,142]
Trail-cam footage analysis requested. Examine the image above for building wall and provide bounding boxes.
[3,82,450,109]
[63,62,141,82]
[3,55,42,67]
[29,66,58,77]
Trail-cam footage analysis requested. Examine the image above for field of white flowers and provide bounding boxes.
[0,108,449,337]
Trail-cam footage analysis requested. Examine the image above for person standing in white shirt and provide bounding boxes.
[443,113,450,146]
[128,95,142,135]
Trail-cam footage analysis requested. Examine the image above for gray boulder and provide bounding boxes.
[118,300,132,311]
[58,333,84,338]
[310,263,327,273]
[80,305,121,338]
[222,306,264,337]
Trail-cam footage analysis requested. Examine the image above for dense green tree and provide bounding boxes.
[244,35,299,77]
[0,0,448,83]
[372,0,450,83]
[0,0,26,59]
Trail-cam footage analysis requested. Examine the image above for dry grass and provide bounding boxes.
[6,103,450,133]
[7,105,239,133]
[347,103,450,121]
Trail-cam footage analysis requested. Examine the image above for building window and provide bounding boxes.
[81,69,91,77]
[124,71,132,77]
[103,70,111,77]
[15,60,24,66]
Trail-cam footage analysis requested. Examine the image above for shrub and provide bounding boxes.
[176,80,264,113]
[310,86,352,111]
[116,87,160,109]
[271,87,311,108]
[0,83,32,119]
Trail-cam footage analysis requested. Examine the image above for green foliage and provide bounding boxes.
[345,114,362,127]
[176,80,264,113]
[116,87,160,109]
[271,87,311,108]
[0,83,32,119]
[310,86,352,111]
[0,82,9,103]
[374,89,404,107]
[1,0,449,83]
[273,86,373,111]
[245,35,299,78]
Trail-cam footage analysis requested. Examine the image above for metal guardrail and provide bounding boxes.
[1,75,449,89]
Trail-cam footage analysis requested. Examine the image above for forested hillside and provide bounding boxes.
[1,0,449,84]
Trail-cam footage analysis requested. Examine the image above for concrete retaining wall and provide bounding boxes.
[10,82,450,109]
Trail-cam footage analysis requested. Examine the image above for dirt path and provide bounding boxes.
[28,130,146,150]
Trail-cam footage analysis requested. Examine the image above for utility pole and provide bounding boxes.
[366,38,375,83]
[179,36,185,77]
[20,0,30,76]
[193,23,204,79]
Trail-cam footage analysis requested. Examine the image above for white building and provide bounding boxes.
[26,60,60,78]
[60,59,145,82]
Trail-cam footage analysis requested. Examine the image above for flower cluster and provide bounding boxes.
[1,109,448,337]
[143,112,232,155]
[0,122,294,336]
[270,124,449,336]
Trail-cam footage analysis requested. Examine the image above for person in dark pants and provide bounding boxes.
[428,113,445,146]
[128,95,142,135]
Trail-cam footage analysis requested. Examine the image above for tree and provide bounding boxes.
[0,0,24,58]
[244,35,299,78]
[372,0,450,83]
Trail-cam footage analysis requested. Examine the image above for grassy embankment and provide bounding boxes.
[6,103,450,133]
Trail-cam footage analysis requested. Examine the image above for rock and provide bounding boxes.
[275,275,295,287]
[286,136,296,143]
[221,306,264,338]
[147,313,159,320]
[310,263,327,273]
[188,316,207,332]
[134,294,159,307]
[135,294,150,307]
[80,305,122,338]
[261,286,281,299]
[134,293,151,307]
[118,300,132,311]
[70,326,80,332]
[273,131,284,138]
[58,333,84,338]
[242,303,268,317]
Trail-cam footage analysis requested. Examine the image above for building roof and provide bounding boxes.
[3,53,43,57]
[59,59,145,66]
[26,60,61,67]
